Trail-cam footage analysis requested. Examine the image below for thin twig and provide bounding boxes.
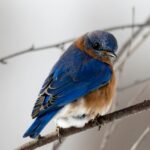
[127,85,148,106]
[0,39,73,64]
[0,21,150,64]
[117,30,150,72]
[116,24,150,91]
[128,6,135,52]
[127,30,150,57]
[99,83,148,150]
[118,77,150,91]
[130,127,150,150]
[52,138,66,150]
[16,100,150,150]
[105,85,149,143]
[99,124,111,150]
[115,16,150,69]
[99,48,128,150]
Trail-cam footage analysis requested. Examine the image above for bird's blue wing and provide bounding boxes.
[32,45,112,118]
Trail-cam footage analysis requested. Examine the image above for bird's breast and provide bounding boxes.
[54,71,116,128]
[83,70,116,117]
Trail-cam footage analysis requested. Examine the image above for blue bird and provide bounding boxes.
[23,30,118,138]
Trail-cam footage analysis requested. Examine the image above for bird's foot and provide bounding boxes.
[35,134,44,140]
[93,114,102,130]
[56,126,63,143]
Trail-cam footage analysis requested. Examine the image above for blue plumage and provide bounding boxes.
[23,30,117,138]
[23,110,59,138]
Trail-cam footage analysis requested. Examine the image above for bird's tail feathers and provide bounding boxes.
[23,110,58,138]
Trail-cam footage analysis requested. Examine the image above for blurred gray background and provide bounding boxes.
[0,0,150,150]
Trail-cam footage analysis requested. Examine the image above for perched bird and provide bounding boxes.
[23,30,118,138]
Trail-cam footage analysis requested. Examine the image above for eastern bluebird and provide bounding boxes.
[23,30,118,138]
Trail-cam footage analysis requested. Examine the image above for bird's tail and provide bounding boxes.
[23,110,58,138]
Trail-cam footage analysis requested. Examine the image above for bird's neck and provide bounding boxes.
[75,36,113,68]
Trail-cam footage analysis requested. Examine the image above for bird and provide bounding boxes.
[23,30,118,138]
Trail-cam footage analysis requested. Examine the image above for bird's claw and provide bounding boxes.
[37,134,44,140]
[56,126,63,143]
[92,114,102,130]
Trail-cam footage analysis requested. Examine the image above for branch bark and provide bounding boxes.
[114,16,150,69]
[16,100,150,150]
[0,20,150,64]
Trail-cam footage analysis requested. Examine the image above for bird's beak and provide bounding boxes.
[97,50,117,59]
[106,51,117,59]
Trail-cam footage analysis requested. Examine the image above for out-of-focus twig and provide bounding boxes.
[99,84,148,150]
[52,138,66,150]
[117,30,150,72]
[99,124,111,150]
[127,85,148,106]
[130,127,150,150]
[115,16,150,69]
[119,7,135,71]
[102,11,148,146]
[99,12,137,150]
[110,85,148,138]
[0,20,150,64]
[16,100,150,150]
[128,30,150,56]
[0,40,71,64]
[118,77,150,92]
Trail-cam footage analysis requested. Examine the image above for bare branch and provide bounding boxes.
[16,100,150,150]
[52,142,62,150]
[118,77,150,91]
[99,124,111,150]
[130,127,150,150]
[116,30,150,72]
[114,16,150,69]
[0,39,73,64]
[128,30,150,57]
[99,82,148,150]
[105,22,149,32]
[127,85,148,106]
[52,138,66,150]
[1,19,150,64]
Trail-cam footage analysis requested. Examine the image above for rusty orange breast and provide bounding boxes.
[83,70,116,117]
[74,34,116,117]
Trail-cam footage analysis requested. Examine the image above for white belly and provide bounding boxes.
[54,97,111,128]
[54,98,89,128]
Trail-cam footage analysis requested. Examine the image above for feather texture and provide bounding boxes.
[23,30,118,138]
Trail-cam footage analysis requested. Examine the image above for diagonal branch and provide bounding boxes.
[16,100,150,150]
[0,39,73,64]
[52,138,66,150]
[1,19,150,64]
[130,127,150,150]
[114,16,150,69]
[116,29,150,73]
[99,85,148,150]
[118,77,150,91]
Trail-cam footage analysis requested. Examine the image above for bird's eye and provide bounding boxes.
[92,42,101,50]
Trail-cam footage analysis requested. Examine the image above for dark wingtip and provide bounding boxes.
[23,132,37,139]
[23,132,28,138]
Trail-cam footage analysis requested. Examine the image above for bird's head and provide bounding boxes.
[75,30,118,65]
